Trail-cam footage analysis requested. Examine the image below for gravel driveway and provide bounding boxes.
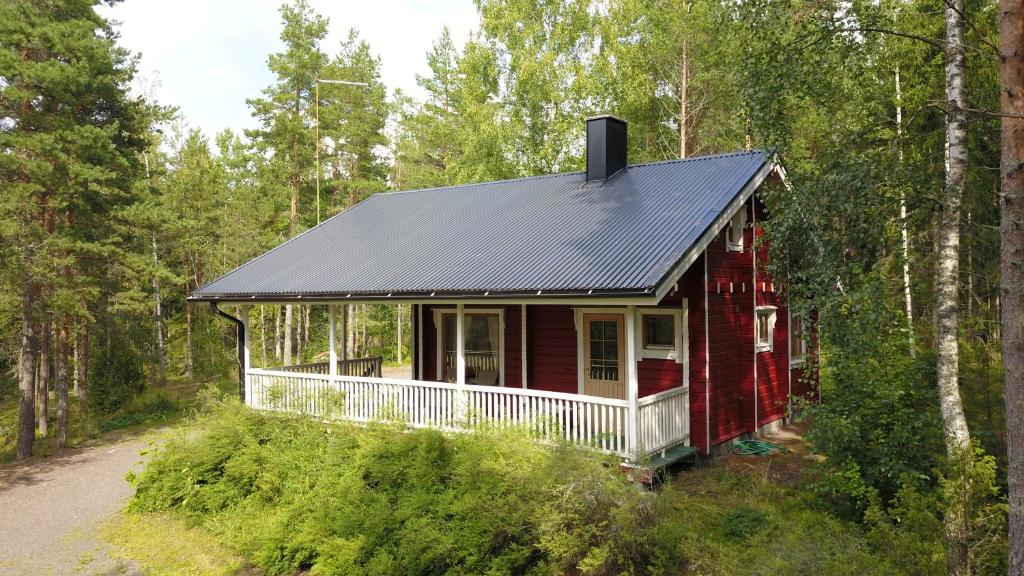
[0,433,154,575]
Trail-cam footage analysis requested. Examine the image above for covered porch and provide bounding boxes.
[235,302,690,461]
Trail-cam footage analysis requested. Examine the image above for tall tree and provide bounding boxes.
[0,0,150,456]
[247,0,327,366]
[937,1,974,572]
[998,0,1024,572]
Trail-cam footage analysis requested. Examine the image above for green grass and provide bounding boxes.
[103,512,251,575]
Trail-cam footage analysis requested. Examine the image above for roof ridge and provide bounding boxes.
[625,149,765,169]
[376,169,581,197]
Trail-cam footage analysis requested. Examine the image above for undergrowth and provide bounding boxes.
[128,397,906,575]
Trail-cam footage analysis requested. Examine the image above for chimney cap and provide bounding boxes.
[586,114,627,124]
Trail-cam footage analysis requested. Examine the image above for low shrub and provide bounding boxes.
[130,399,678,575]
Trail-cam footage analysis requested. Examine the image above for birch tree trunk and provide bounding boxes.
[55,315,69,449]
[38,319,50,436]
[396,305,403,365]
[77,321,88,418]
[16,279,37,460]
[937,1,973,573]
[260,305,268,368]
[998,1,1024,573]
[678,38,689,159]
[284,304,293,366]
[274,305,282,361]
[152,234,166,386]
[896,66,915,354]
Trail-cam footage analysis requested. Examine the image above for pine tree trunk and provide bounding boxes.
[284,304,293,366]
[55,316,69,449]
[998,0,1024,573]
[38,319,50,437]
[937,2,973,573]
[17,279,37,460]
[78,322,89,418]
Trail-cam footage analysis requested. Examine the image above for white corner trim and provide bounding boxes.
[653,161,775,302]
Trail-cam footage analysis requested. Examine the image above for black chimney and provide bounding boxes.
[586,115,627,182]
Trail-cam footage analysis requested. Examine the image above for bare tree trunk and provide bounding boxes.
[678,37,689,159]
[396,305,403,365]
[937,2,973,573]
[896,66,915,355]
[38,319,50,436]
[299,305,307,358]
[284,304,293,366]
[185,298,194,380]
[17,279,37,460]
[55,315,69,449]
[260,305,268,368]
[152,234,166,386]
[274,305,282,361]
[78,321,88,418]
[998,1,1024,573]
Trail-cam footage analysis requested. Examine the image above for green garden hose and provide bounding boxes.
[730,439,788,456]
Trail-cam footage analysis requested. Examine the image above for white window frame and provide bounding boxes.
[789,312,808,367]
[755,306,777,353]
[727,207,747,252]
[433,307,505,386]
[636,307,686,365]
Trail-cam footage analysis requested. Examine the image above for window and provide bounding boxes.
[435,309,504,385]
[790,313,808,365]
[588,318,621,382]
[727,208,747,251]
[756,306,776,352]
[643,314,674,349]
[637,308,685,363]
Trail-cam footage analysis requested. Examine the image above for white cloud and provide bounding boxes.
[99,0,478,140]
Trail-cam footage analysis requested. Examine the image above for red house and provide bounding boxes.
[191,116,816,464]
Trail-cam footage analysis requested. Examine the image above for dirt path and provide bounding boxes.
[0,432,156,575]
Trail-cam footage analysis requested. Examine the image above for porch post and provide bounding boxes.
[328,304,338,378]
[625,305,639,459]
[456,303,466,385]
[239,305,251,405]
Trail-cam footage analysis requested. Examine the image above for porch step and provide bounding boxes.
[647,443,698,471]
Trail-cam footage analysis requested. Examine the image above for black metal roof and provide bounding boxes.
[191,150,770,302]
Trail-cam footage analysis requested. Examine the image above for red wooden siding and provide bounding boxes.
[526,305,578,394]
[674,255,708,454]
[505,305,523,386]
[705,200,756,446]
[753,198,790,427]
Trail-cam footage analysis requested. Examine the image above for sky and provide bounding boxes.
[97,0,479,140]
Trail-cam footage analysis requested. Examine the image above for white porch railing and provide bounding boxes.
[637,386,690,455]
[245,368,688,459]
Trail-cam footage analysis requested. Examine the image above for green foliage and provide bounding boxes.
[804,285,944,510]
[130,400,677,575]
[90,337,145,415]
[720,507,770,541]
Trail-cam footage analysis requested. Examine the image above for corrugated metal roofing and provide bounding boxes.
[191,150,770,301]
